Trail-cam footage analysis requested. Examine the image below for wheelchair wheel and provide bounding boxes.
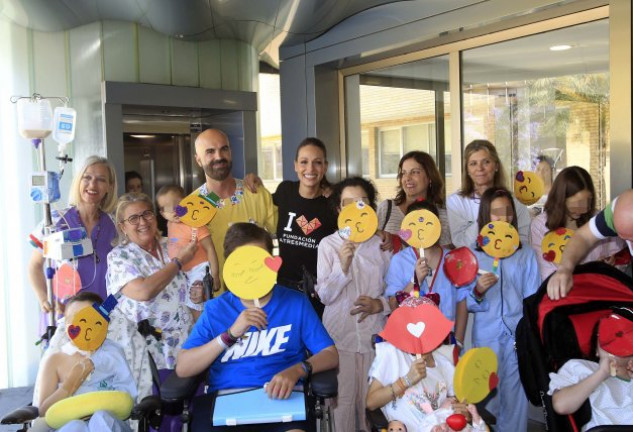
[313,397,334,432]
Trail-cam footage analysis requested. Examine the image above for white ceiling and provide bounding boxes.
[365,19,608,86]
[1,0,465,65]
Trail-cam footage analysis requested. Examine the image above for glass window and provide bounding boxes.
[361,130,370,177]
[348,55,450,201]
[379,128,402,177]
[258,73,283,191]
[462,19,609,207]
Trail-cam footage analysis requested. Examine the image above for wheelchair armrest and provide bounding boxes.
[1,405,39,425]
[160,371,204,402]
[130,395,162,419]
[309,369,338,399]
[366,407,389,429]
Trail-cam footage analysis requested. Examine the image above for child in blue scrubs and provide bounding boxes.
[463,188,540,432]
[384,200,467,349]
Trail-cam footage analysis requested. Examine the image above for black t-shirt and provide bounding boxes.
[273,181,337,282]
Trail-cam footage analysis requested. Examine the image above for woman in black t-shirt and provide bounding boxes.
[273,138,337,317]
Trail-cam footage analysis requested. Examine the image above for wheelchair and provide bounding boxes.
[516,262,633,432]
[153,363,338,432]
[1,309,158,431]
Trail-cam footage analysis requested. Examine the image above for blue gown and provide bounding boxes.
[463,244,540,432]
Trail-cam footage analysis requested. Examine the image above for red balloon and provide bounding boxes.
[444,247,479,287]
[446,413,468,431]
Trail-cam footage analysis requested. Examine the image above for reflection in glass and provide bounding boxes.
[259,73,283,191]
[462,19,609,207]
[350,55,451,200]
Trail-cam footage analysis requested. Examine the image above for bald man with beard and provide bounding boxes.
[547,189,633,300]
[194,129,277,289]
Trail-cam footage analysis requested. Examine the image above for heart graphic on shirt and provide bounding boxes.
[264,256,283,272]
[68,325,81,339]
[489,372,499,391]
[295,215,322,236]
[399,229,412,241]
[406,321,426,338]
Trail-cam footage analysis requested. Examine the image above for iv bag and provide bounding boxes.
[52,107,77,148]
[17,98,53,140]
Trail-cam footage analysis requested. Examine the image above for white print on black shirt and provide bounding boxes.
[221,325,291,362]
[283,212,297,232]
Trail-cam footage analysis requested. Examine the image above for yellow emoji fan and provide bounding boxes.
[453,347,499,404]
[337,200,378,243]
[223,245,282,300]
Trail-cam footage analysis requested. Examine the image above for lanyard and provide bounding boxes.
[412,247,443,293]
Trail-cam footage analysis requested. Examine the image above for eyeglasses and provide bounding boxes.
[122,210,155,225]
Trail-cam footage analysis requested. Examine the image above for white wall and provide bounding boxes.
[0,16,259,388]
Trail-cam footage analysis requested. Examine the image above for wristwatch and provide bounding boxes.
[171,257,183,271]
[300,360,313,379]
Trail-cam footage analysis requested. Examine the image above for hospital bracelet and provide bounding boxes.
[215,334,228,349]
[470,286,485,303]
[217,331,237,349]
[402,374,412,388]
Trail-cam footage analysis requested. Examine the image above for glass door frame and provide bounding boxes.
[338,4,632,197]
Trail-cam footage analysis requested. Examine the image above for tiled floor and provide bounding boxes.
[0,386,33,431]
[0,385,549,431]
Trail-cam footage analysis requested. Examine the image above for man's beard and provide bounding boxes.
[204,159,232,181]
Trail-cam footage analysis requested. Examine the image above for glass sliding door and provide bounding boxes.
[462,19,610,207]
[345,55,451,201]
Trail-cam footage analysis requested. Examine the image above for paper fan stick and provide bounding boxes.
[416,337,422,360]
[492,257,500,275]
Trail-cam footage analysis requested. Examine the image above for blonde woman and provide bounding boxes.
[446,140,530,248]
[28,156,118,315]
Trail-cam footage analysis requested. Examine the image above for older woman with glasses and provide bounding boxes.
[106,193,197,372]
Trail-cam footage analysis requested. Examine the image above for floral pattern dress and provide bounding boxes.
[106,238,193,370]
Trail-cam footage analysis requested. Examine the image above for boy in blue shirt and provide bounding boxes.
[176,223,338,431]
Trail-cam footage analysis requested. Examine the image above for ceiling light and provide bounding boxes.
[129,134,156,139]
[549,44,572,51]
